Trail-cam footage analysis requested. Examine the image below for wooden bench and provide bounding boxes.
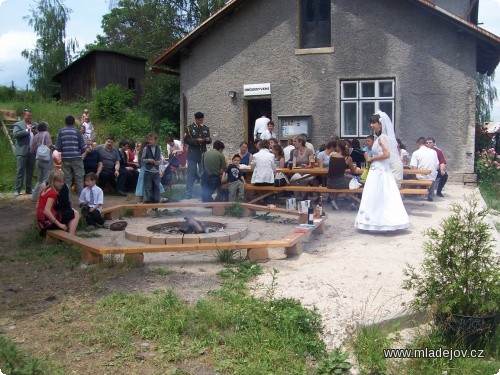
[244,184,429,204]
[45,202,327,266]
[400,179,433,187]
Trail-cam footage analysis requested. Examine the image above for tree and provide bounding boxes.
[476,71,497,125]
[96,0,181,59]
[176,0,228,31]
[21,0,78,98]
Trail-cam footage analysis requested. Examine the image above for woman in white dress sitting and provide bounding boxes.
[355,111,409,232]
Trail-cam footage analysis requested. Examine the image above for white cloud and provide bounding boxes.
[0,31,36,63]
[0,0,6,6]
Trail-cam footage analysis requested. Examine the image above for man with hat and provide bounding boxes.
[13,108,38,196]
[184,111,211,199]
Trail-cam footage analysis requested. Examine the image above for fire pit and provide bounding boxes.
[124,217,248,245]
[148,220,226,235]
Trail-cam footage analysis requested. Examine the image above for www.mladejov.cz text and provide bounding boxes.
[383,348,485,361]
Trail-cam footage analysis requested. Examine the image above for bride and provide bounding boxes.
[354,111,409,231]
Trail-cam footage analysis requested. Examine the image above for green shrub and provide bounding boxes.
[352,326,393,374]
[475,147,500,184]
[475,123,492,153]
[0,334,60,374]
[110,111,151,141]
[0,85,16,101]
[403,195,500,317]
[92,84,134,121]
[317,348,352,374]
[224,202,244,217]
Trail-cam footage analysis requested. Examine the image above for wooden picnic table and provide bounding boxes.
[241,167,431,176]
[242,167,433,204]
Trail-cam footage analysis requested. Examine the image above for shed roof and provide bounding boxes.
[53,49,147,82]
[152,0,500,75]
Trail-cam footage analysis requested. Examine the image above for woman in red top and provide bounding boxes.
[36,169,80,235]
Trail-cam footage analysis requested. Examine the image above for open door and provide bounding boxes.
[246,99,272,151]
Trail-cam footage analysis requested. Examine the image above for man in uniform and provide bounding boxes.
[184,112,211,199]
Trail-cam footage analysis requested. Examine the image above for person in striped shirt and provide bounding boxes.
[55,115,86,194]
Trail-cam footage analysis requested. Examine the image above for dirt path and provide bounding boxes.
[0,184,498,374]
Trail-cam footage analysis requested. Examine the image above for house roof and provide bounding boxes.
[151,0,500,76]
[53,49,147,82]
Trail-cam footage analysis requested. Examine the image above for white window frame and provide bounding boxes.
[340,79,395,137]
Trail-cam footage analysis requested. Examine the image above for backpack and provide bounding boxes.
[36,133,51,161]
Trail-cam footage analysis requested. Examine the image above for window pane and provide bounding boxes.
[379,81,393,97]
[361,82,375,98]
[343,102,357,135]
[306,0,315,22]
[342,82,357,99]
[318,0,330,21]
[379,101,393,120]
[361,102,376,135]
[301,0,330,48]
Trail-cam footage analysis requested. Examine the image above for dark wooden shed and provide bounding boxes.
[52,50,147,103]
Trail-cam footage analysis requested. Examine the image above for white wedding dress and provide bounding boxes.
[355,119,409,231]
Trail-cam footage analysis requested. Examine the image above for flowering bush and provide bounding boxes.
[475,148,500,183]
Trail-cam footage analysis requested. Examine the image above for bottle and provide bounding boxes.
[314,204,321,219]
[317,196,324,217]
[308,205,314,224]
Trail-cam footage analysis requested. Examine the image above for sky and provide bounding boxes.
[0,0,499,120]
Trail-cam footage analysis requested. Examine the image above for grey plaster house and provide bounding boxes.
[152,0,500,182]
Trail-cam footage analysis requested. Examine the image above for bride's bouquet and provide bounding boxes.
[360,162,370,184]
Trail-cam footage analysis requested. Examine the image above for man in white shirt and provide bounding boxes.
[166,136,183,158]
[283,139,295,166]
[301,133,315,153]
[253,114,270,141]
[410,137,439,201]
[260,121,277,140]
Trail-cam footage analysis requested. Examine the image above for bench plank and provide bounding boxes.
[400,179,432,187]
[244,184,429,195]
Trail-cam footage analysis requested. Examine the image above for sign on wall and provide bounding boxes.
[243,83,271,96]
[278,115,312,139]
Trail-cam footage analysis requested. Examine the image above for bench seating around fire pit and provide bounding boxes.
[45,202,327,266]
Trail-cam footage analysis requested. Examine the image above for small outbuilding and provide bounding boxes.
[52,50,147,103]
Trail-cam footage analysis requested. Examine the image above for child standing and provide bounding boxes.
[225,154,245,202]
[79,172,107,230]
[142,133,162,203]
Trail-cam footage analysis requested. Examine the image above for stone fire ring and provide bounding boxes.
[125,218,248,245]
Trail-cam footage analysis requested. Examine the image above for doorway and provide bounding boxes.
[246,98,272,151]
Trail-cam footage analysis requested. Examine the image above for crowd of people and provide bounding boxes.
[13,108,448,235]
[182,111,448,234]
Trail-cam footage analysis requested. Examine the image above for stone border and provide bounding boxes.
[125,219,248,245]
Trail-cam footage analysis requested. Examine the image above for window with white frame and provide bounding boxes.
[340,79,395,137]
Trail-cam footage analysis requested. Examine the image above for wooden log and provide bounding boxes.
[247,247,269,262]
[82,249,103,264]
[184,216,206,233]
[123,253,144,267]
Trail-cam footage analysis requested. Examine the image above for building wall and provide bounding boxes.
[57,52,145,103]
[432,0,472,18]
[58,54,96,101]
[179,0,477,181]
[95,54,145,103]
